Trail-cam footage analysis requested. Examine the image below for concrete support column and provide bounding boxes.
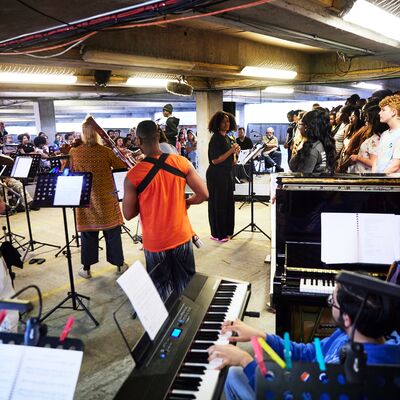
[33,100,56,142]
[236,103,245,130]
[195,91,223,178]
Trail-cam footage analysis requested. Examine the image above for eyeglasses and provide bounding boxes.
[327,294,341,310]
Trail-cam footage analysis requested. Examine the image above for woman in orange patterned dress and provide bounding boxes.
[70,121,127,279]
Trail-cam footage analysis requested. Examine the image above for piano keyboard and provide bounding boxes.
[299,278,335,295]
[115,275,251,400]
[167,283,248,400]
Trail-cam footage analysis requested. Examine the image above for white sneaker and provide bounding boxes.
[78,267,92,279]
[116,262,129,274]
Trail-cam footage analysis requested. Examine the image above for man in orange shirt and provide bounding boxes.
[123,120,208,300]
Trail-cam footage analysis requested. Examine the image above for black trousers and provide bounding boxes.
[81,225,124,268]
[206,166,235,240]
[144,240,195,302]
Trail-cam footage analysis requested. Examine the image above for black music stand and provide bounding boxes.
[35,172,99,326]
[49,154,69,173]
[11,154,61,259]
[232,144,270,240]
[111,168,135,241]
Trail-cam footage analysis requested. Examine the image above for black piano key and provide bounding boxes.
[217,285,237,291]
[208,306,229,313]
[211,298,231,306]
[200,323,222,330]
[195,331,219,341]
[214,292,234,298]
[171,382,200,391]
[174,377,202,386]
[184,351,209,363]
[191,342,213,350]
[204,313,226,322]
[170,392,197,399]
[179,365,206,375]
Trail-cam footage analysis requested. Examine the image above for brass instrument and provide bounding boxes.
[84,115,141,168]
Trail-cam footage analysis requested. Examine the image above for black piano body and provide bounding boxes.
[115,273,251,400]
[272,173,400,340]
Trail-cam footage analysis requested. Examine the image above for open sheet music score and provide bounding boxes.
[117,261,168,340]
[112,169,128,201]
[54,176,84,206]
[10,157,33,179]
[238,143,264,165]
[321,212,400,265]
[0,343,83,400]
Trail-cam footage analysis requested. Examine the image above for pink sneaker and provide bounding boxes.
[218,237,229,243]
[210,236,219,242]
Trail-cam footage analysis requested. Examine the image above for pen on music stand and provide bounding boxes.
[314,337,326,371]
[258,337,286,369]
[59,315,75,342]
[250,336,267,376]
[0,310,6,324]
[283,332,292,370]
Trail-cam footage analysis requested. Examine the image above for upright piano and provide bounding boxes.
[271,173,400,340]
[115,273,251,400]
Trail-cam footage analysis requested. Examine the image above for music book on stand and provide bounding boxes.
[321,212,400,265]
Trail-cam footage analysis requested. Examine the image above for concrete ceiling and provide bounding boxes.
[0,0,399,122]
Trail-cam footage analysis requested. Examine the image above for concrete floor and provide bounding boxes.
[6,183,275,400]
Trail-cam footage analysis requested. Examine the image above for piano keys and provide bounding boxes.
[272,173,400,340]
[115,274,251,400]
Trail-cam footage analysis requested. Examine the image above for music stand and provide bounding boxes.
[49,154,69,173]
[232,144,271,240]
[111,168,135,241]
[11,154,61,259]
[35,172,99,326]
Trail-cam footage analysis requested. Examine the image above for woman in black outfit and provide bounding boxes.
[206,111,240,242]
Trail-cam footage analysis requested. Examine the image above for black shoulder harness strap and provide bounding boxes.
[136,153,186,194]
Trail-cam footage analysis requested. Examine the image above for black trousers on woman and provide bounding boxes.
[206,165,235,240]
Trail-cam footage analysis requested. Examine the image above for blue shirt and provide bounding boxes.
[375,128,400,172]
[243,329,400,389]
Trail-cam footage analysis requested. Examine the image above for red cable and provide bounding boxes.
[0,0,273,56]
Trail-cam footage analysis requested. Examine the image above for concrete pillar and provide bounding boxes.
[195,91,223,178]
[236,103,245,131]
[33,100,56,142]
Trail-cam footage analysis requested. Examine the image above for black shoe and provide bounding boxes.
[28,202,40,211]
[275,166,284,172]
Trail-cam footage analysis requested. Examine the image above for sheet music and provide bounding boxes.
[237,149,251,165]
[53,176,83,206]
[239,143,264,165]
[11,157,33,178]
[117,261,168,341]
[0,344,83,400]
[112,170,127,201]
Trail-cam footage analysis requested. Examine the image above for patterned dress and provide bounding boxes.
[69,144,126,231]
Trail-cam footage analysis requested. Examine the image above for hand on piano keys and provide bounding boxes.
[220,319,265,343]
[207,343,254,370]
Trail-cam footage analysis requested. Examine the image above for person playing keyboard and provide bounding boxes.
[208,277,400,400]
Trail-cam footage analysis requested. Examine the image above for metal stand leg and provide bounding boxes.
[40,207,99,326]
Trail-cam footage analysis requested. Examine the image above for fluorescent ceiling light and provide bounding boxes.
[241,66,297,80]
[353,82,383,90]
[0,72,77,85]
[264,86,294,94]
[126,77,171,87]
[343,0,400,42]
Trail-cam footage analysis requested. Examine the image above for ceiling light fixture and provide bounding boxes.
[342,0,400,42]
[0,72,77,85]
[353,82,383,90]
[264,86,294,94]
[241,66,297,80]
[126,77,171,87]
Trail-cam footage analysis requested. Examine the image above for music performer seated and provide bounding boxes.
[207,277,400,400]
[262,128,284,172]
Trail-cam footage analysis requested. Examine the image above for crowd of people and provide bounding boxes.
[283,90,400,174]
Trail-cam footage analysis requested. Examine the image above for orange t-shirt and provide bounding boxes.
[127,154,194,252]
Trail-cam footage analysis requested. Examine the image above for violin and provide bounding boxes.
[59,138,83,154]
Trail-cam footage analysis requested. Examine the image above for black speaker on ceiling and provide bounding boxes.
[94,70,111,87]
[223,101,236,116]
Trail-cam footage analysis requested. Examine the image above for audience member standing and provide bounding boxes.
[206,111,240,243]
[289,109,336,173]
[373,95,400,173]
[163,104,180,146]
[186,130,198,168]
